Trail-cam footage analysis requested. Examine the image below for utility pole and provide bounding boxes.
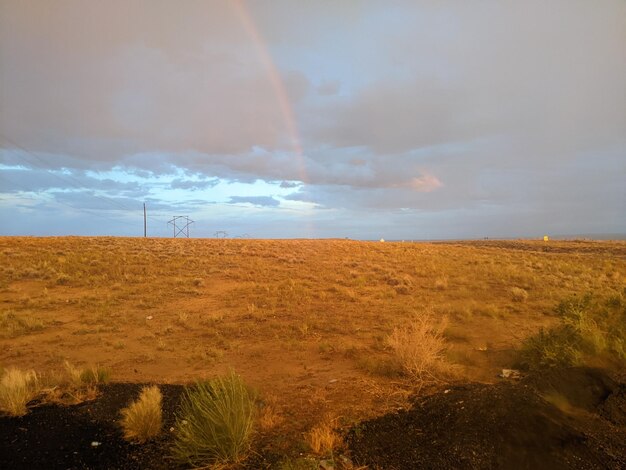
[168,216,194,238]
[143,203,147,238]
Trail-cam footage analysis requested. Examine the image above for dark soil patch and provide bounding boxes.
[0,383,185,470]
[3,369,626,469]
[346,368,626,470]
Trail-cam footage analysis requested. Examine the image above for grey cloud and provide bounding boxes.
[0,168,145,196]
[170,178,220,190]
[44,190,213,215]
[314,2,626,161]
[143,197,216,214]
[3,1,623,186]
[284,148,625,226]
[157,148,443,192]
[283,70,311,103]
[317,80,340,96]
[228,196,280,207]
[317,82,466,154]
[50,190,144,212]
[0,2,292,161]
[1,0,624,238]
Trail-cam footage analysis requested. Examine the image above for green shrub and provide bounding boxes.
[520,293,626,370]
[520,326,582,370]
[555,292,593,317]
[171,372,255,466]
[79,365,111,385]
[120,385,163,443]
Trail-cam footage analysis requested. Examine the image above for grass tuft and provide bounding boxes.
[171,371,255,467]
[510,287,529,302]
[0,311,45,337]
[306,416,342,456]
[257,396,283,431]
[0,367,40,416]
[120,385,163,443]
[55,361,111,403]
[79,365,111,385]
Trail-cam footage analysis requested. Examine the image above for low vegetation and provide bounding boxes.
[0,310,45,338]
[0,367,40,416]
[171,371,255,467]
[54,361,111,403]
[0,237,624,461]
[306,416,342,457]
[520,292,626,370]
[386,311,449,386]
[120,385,163,443]
[0,363,112,417]
[77,365,111,385]
[510,287,529,302]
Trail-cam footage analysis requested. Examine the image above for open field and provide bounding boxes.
[1,237,625,467]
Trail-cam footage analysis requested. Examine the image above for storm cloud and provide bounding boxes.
[1,0,624,238]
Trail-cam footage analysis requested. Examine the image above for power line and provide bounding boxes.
[0,137,158,231]
[0,134,141,214]
[0,174,133,226]
[0,135,200,237]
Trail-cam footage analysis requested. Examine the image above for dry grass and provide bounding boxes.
[0,362,113,417]
[511,287,529,302]
[306,416,343,456]
[37,362,111,405]
[120,385,163,443]
[386,311,449,386]
[0,236,624,457]
[0,367,40,416]
[0,310,45,337]
[257,395,284,432]
[66,360,109,387]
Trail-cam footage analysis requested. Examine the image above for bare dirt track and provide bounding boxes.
[1,237,625,467]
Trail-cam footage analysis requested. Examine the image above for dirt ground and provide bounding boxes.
[1,237,625,467]
[347,367,626,470]
[0,383,185,470]
[1,368,624,469]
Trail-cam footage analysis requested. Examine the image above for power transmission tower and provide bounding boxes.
[168,216,194,238]
[214,230,228,238]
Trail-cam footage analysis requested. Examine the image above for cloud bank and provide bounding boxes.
[1,0,624,238]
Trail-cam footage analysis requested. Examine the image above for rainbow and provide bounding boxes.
[231,1,308,186]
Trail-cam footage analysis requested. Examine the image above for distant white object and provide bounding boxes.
[380,238,385,243]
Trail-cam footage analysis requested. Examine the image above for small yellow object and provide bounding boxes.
[543,235,549,242]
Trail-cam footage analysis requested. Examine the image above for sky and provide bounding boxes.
[0,0,624,239]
